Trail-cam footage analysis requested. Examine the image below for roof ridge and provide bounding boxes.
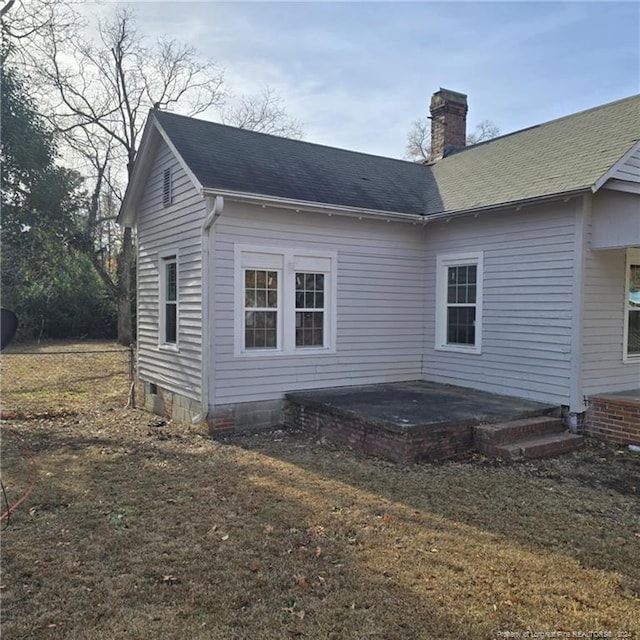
[152,108,426,168]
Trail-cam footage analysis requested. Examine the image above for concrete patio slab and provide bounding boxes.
[286,380,556,432]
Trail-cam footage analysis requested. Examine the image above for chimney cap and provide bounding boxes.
[431,88,468,107]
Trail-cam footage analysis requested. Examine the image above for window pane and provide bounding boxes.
[166,262,177,301]
[245,290,256,307]
[629,311,640,355]
[630,265,640,308]
[255,270,266,288]
[245,310,276,349]
[256,290,266,308]
[165,303,177,343]
[296,273,324,310]
[295,311,324,347]
[267,290,277,308]
[447,306,475,346]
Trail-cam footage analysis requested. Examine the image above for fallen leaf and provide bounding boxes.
[294,574,307,588]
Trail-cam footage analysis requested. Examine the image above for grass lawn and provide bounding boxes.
[1,343,639,638]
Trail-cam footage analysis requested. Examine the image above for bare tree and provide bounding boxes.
[405,117,500,163]
[30,6,226,343]
[10,2,304,343]
[222,87,303,139]
[466,119,501,145]
[405,118,431,163]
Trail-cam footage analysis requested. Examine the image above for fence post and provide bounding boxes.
[128,343,136,409]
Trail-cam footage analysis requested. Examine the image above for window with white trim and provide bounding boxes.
[624,254,640,359]
[159,253,178,347]
[236,247,335,355]
[435,251,483,354]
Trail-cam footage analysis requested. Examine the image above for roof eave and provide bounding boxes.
[423,187,592,223]
[200,187,425,223]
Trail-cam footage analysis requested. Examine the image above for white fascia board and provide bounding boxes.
[591,139,640,193]
[201,187,423,224]
[153,116,204,197]
[118,114,158,227]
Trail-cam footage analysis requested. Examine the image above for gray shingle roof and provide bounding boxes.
[153,94,639,217]
[153,111,435,216]
[430,94,640,214]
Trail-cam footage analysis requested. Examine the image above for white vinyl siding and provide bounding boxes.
[211,202,427,405]
[591,190,640,249]
[136,140,205,401]
[423,201,577,406]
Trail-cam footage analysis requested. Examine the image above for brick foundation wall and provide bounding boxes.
[585,395,640,445]
[284,400,472,464]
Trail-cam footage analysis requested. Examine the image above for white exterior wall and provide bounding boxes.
[591,190,640,249]
[582,193,640,394]
[136,141,206,401]
[210,202,427,405]
[421,202,577,406]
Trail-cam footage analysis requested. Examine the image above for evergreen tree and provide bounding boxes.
[1,49,116,340]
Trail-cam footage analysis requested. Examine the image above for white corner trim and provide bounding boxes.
[569,195,589,413]
[434,250,484,355]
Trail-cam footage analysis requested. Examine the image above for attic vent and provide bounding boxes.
[162,168,173,207]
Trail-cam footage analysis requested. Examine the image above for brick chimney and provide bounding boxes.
[430,88,468,161]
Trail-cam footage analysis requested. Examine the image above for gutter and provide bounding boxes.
[420,188,591,225]
[200,187,423,224]
[202,186,591,226]
[191,194,224,425]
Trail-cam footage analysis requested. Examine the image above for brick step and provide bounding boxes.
[491,432,584,461]
[474,416,563,450]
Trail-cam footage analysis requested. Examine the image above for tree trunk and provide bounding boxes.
[116,226,133,345]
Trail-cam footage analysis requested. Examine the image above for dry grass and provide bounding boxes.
[1,341,131,416]
[1,343,639,639]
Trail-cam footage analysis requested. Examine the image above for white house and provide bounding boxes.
[118,89,640,441]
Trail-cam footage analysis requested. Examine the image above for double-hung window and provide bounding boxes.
[624,253,640,360]
[236,246,335,355]
[159,252,178,348]
[435,251,483,354]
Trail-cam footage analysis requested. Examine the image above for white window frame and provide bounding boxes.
[159,249,179,351]
[623,249,640,363]
[435,251,483,355]
[234,245,337,357]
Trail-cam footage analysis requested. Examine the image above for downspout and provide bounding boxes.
[192,195,224,424]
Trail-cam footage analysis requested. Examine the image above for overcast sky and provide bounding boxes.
[108,1,639,159]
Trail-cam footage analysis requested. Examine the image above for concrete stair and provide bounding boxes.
[473,415,583,460]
